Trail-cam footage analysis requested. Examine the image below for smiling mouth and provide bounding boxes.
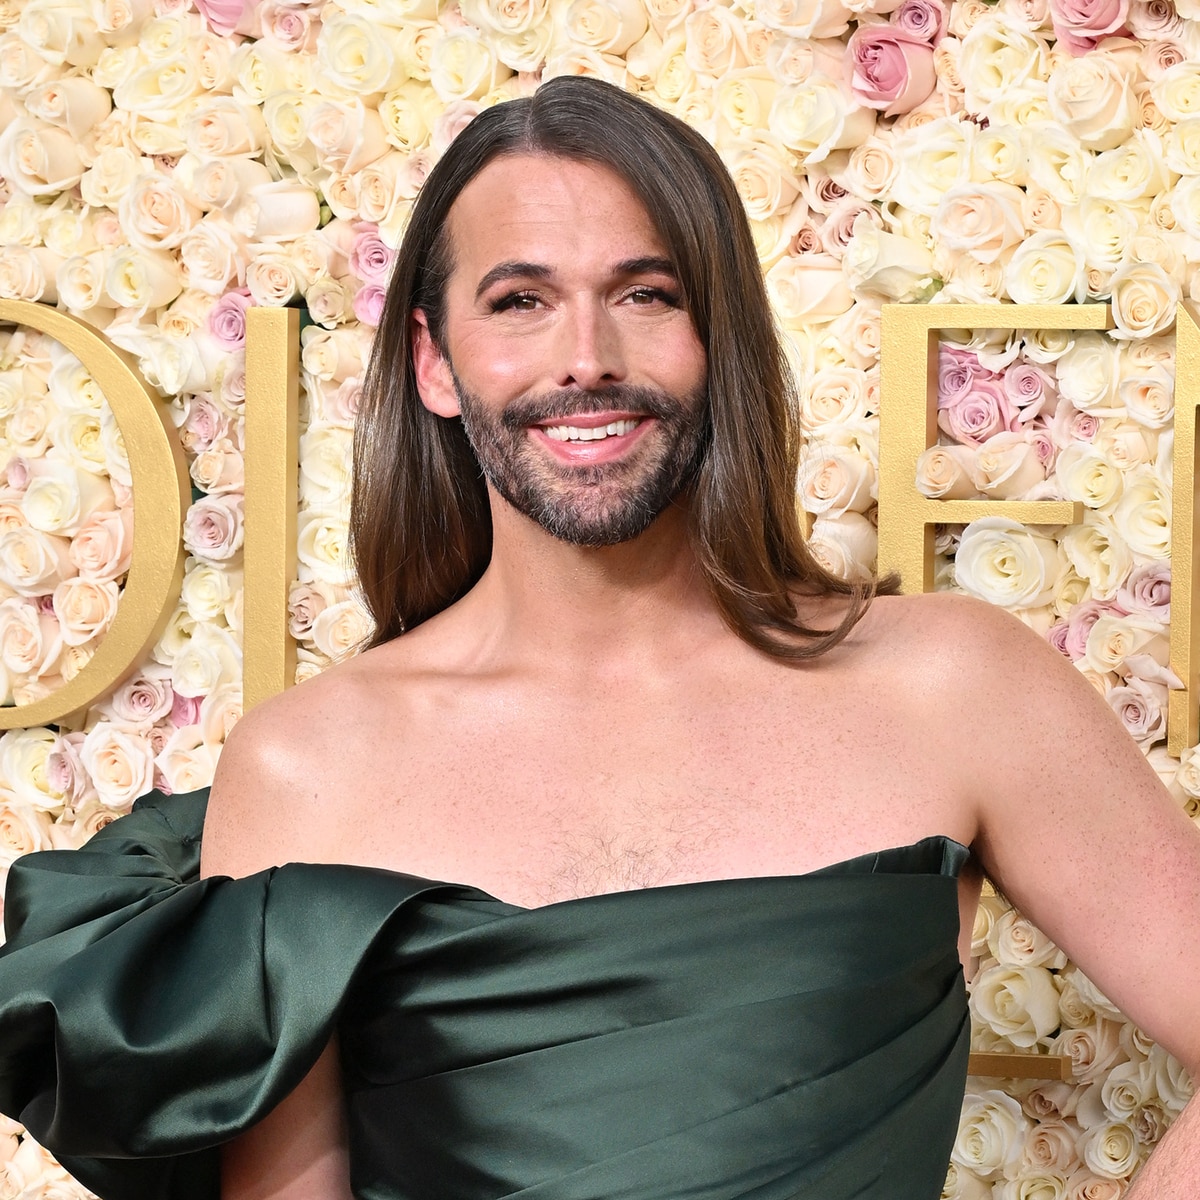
[541,418,642,443]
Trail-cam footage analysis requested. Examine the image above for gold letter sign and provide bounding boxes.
[877,299,1199,758]
[0,301,190,729]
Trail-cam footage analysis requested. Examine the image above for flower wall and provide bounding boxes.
[0,0,1198,1194]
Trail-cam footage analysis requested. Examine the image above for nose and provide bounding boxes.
[553,299,627,391]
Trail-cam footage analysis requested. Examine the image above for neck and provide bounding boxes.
[458,495,726,673]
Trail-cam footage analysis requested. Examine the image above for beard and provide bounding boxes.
[453,376,709,548]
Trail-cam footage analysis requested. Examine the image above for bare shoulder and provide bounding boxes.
[200,641,418,878]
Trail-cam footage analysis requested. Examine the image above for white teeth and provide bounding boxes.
[543,419,640,442]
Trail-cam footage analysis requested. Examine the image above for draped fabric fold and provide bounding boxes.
[0,789,971,1200]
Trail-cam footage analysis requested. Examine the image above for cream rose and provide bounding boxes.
[764,253,854,324]
[1078,1122,1138,1179]
[317,11,406,94]
[756,0,854,38]
[69,507,133,583]
[953,517,1062,606]
[797,442,875,516]
[0,799,54,868]
[80,723,154,810]
[1054,444,1123,510]
[890,116,972,215]
[0,528,71,598]
[310,596,373,660]
[769,78,875,165]
[933,181,1026,264]
[806,512,877,581]
[916,445,978,499]
[1060,519,1132,601]
[171,623,241,698]
[22,462,115,539]
[1004,231,1086,305]
[968,433,1046,499]
[1055,333,1119,412]
[0,728,62,813]
[844,216,937,301]
[299,424,354,506]
[200,680,242,747]
[952,1090,1030,1176]
[104,246,183,313]
[1112,470,1170,560]
[1108,261,1180,340]
[971,963,1062,1048]
[52,578,119,647]
[1047,54,1139,151]
[0,119,85,198]
[155,725,220,794]
[297,507,354,586]
[990,909,1067,969]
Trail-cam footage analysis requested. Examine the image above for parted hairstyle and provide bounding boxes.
[350,74,896,657]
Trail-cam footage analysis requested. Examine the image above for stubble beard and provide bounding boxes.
[453,376,710,548]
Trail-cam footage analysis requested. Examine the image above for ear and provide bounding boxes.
[411,309,461,418]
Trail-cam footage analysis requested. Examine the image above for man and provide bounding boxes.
[135,77,1200,1195]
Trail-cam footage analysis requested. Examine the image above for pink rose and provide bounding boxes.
[194,0,262,37]
[1047,620,1072,658]
[352,283,387,327]
[893,0,948,42]
[171,691,203,727]
[846,25,937,118]
[1064,598,1127,661]
[938,344,991,406]
[180,396,230,455]
[937,377,1018,446]
[1003,361,1056,423]
[207,288,254,353]
[182,494,245,562]
[1048,0,1130,54]
[348,225,394,284]
[1117,561,1170,622]
[1107,677,1167,745]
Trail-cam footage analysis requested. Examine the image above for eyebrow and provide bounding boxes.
[473,256,680,301]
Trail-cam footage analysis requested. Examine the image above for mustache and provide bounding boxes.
[499,385,698,431]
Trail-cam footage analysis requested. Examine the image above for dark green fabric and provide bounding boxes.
[0,788,970,1200]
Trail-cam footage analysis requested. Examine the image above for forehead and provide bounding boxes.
[444,153,669,276]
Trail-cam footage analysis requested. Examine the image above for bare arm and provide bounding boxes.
[933,596,1200,1190]
[201,695,360,1200]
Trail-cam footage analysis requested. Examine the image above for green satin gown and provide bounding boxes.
[0,789,971,1200]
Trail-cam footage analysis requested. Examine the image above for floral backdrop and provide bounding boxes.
[0,0,1197,1194]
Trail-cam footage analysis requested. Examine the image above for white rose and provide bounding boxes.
[953,517,1062,607]
[178,154,273,214]
[1004,231,1085,305]
[430,29,510,101]
[0,799,54,868]
[1024,124,1091,207]
[171,622,241,698]
[806,512,877,581]
[0,246,59,304]
[18,0,101,68]
[1055,333,1119,412]
[564,0,649,54]
[765,252,854,324]
[797,442,875,516]
[968,432,1046,499]
[0,728,63,813]
[199,679,242,747]
[915,445,978,499]
[1054,444,1123,510]
[179,218,248,296]
[756,0,853,39]
[952,1089,1031,1175]
[299,424,354,506]
[1151,60,1200,122]
[1108,261,1179,341]
[1146,1041,1194,1114]
[844,216,937,302]
[0,528,71,598]
[799,366,870,430]
[1087,131,1170,204]
[297,507,354,586]
[181,558,241,625]
[183,96,267,157]
[80,723,154,810]
[990,908,1067,969]
[0,119,85,198]
[57,252,112,316]
[310,596,372,660]
[1084,613,1168,674]
[721,133,798,221]
[317,11,406,94]
[1060,519,1132,601]
[22,462,114,538]
[958,15,1050,113]
[933,181,1026,264]
[1078,1122,1138,1179]
[1111,469,1170,561]
[769,78,875,165]
[891,117,973,215]
[1047,54,1139,151]
[971,964,1062,1048]
[155,724,219,794]
[306,99,390,177]
[104,246,183,313]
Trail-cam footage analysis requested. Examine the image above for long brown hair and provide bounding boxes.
[351,75,895,657]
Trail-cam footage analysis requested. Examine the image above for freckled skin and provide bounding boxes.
[202,157,1200,1200]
